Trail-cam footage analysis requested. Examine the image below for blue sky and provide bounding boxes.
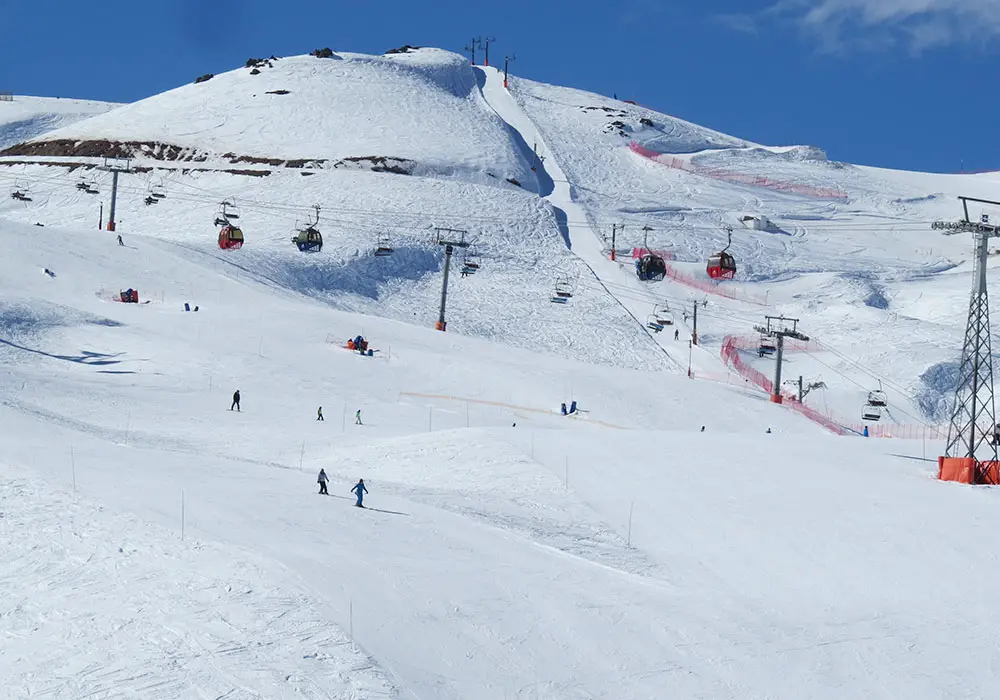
[0,0,994,172]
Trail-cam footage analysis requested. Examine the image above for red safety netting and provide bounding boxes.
[720,336,947,438]
[660,262,768,306]
[720,336,854,435]
[631,247,677,261]
[630,143,849,201]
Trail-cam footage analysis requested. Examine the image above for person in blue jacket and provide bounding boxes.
[351,478,368,507]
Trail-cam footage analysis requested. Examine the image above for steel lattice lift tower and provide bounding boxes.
[935,197,1000,480]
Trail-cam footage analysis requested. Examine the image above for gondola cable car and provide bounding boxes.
[291,205,323,252]
[707,226,737,280]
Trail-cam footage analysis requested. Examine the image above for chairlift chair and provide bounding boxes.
[375,232,394,257]
[11,181,31,202]
[219,199,240,220]
[461,249,481,275]
[867,381,887,407]
[653,303,674,326]
[551,277,574,303]
[646,314,664,333]
[144,194,158,206]
[862,404,883,422]
[149,178,166,200]
[758,335,777,357]
[707,227,737,280]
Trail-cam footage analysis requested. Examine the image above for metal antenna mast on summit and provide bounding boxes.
[933,197,1000,463]
[434,228,470,332]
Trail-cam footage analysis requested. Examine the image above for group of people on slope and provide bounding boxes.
[317,469,368,507]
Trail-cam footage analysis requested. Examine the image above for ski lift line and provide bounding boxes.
[810,341,927,409]
[797,347,929,426]
[0,170,948,231]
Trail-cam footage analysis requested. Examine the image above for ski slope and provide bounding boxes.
[0,95,119,151]
[4,46,1000,697]
[2,217,1000,699]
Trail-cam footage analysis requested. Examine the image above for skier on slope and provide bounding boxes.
[352,478,368,508]
[117,234,124,246]
[317,468,329,495]
[355,409,363,425]
[317,406,324,421]
[231,389,241,411]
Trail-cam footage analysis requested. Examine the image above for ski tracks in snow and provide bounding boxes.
[0,465,397,699]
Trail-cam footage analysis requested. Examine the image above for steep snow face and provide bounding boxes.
[23,49,536,185]
[0,95,119,149]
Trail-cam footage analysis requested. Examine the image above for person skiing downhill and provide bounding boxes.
[231,389,241,411]
[317,468,329,495]
[355,409,362,425]
[352,478,368,507]
[117,234,124,246]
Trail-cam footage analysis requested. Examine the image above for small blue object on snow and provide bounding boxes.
[569,401,577,414]
[184,302,190,311]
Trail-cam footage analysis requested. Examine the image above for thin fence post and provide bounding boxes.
[300,441,305,469]
[627,502,634,547]
[349,599,354,643]
[428,406,433,432]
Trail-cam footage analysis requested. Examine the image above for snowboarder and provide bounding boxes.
[352,478,368,507]
[317,468,329,495]
[862,425,869,438]
[117,234,124,246]
[231,389,241,411]
[569,401,577,414]
[766,427,772,434]
[560,402,567,416]
[700,426,705,432]
[674,328,679,341]
[355,409,362,425]
[317,406,324,421]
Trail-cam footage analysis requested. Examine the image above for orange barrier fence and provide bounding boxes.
[629,142,849,201]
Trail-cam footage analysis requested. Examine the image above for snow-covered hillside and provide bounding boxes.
[3,46,1000,698]
[0,95,119,150]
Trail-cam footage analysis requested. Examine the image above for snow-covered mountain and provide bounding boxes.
[3,47,999,699]
[0,94,119,150]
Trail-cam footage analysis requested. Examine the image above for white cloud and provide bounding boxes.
[769,0,1000,51]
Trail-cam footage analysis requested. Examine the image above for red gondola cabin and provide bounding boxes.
[218,225,244,250]
[707,251,736,279]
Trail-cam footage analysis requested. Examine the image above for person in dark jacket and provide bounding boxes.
[317,406,324,421]
[317,469,329,494]
[231,389,241,411]
[351,478,368,507]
